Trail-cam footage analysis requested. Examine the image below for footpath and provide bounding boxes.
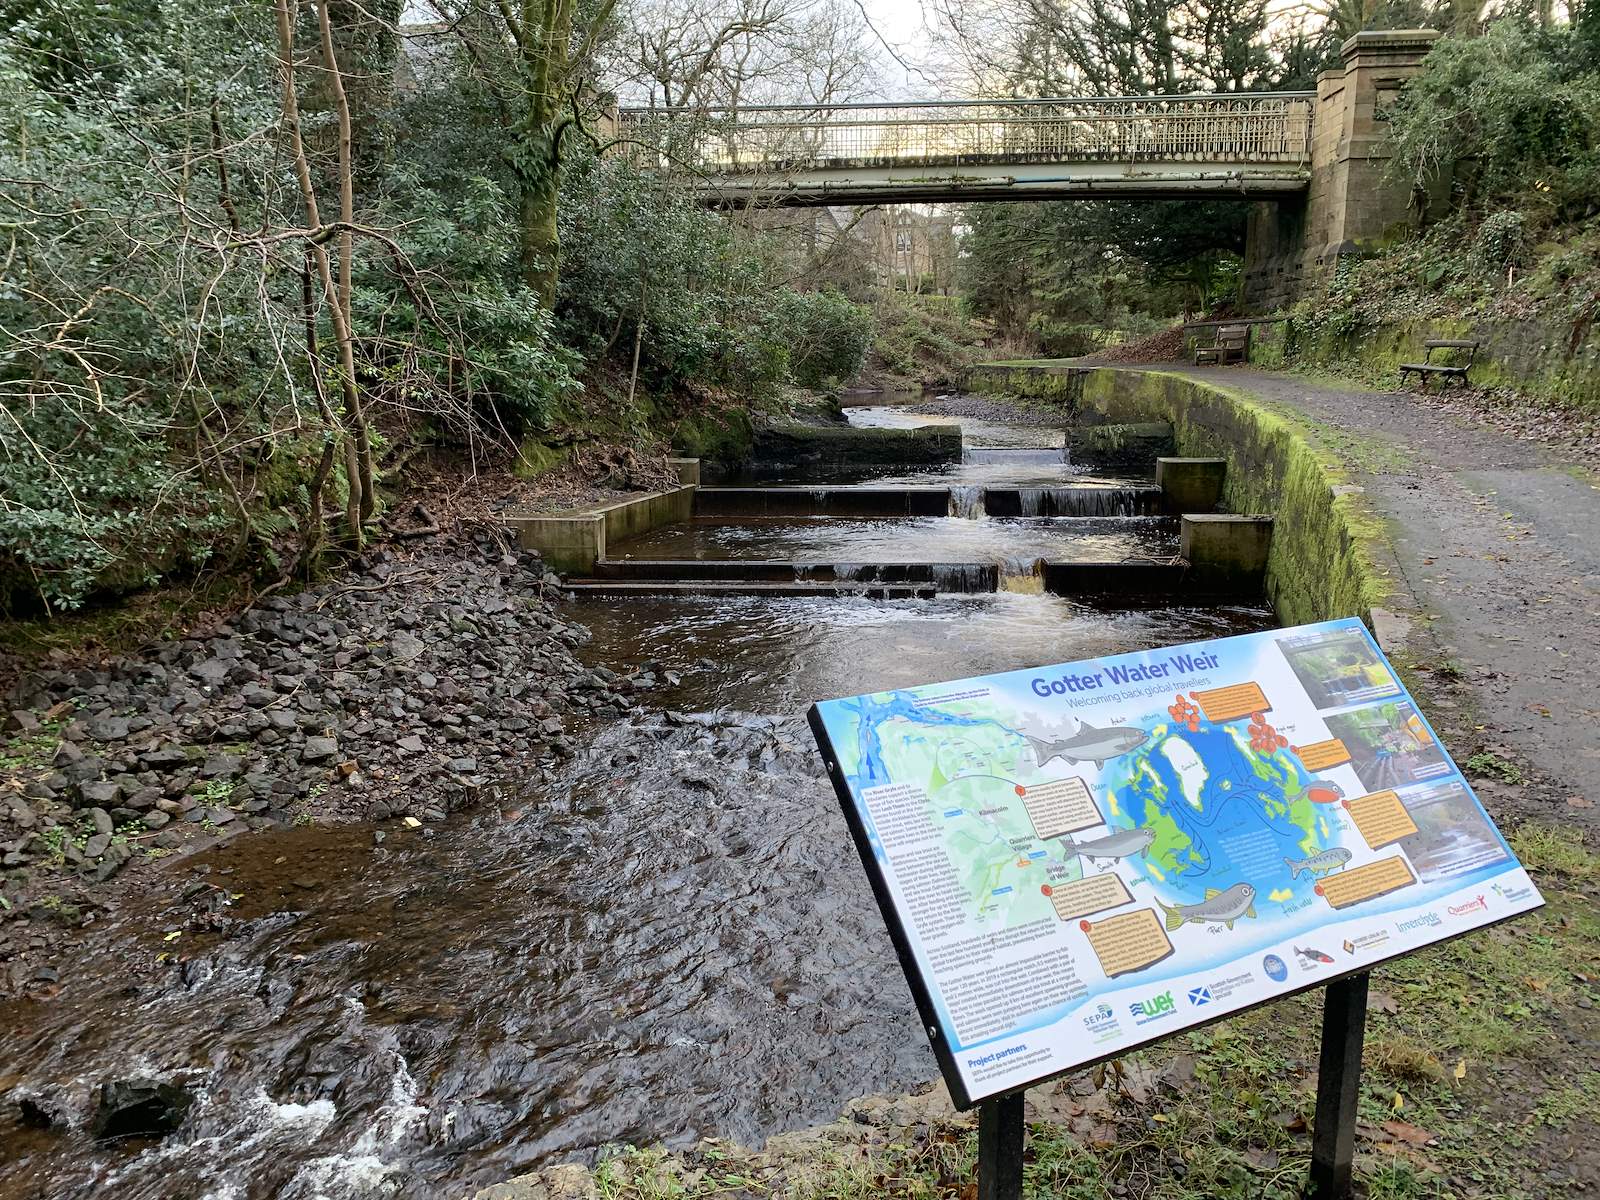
[1160,363,1600,833]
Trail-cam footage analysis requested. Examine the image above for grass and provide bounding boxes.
[554,823,1600,1200]
[1465,752,1526,785]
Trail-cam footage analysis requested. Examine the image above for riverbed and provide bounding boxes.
[0,395,1276,1200]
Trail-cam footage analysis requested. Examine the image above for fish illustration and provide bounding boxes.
[1284,847,1352,879]
[1305,780,1345,805]
[1157,882,1257,931]
[1026,720,1148,768]
[1060,826,1156,863]
[1296,945,1335,964]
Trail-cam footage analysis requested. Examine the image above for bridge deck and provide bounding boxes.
[617,93,1316,205]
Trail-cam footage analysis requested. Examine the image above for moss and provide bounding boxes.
[1077,368,1392,625]
[671,405,756,467]
[966,362,1085,406]
[511,438,572,480]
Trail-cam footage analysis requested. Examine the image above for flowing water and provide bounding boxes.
[609,516,1176,564]
[0,394,1277,1200]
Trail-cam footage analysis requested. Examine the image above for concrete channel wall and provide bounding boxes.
[504,485,697,574]
[1077,368,1389,625]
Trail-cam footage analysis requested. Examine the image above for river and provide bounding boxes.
[0,395,1275,1199]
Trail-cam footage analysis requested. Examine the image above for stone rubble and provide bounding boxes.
[0,531,648,981]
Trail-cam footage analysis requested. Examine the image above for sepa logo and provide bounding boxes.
[1130,991,1176,1023]
[1448,894,1488,917]
[1186,986,1213,1007]
[1262,954,1288,982]
[1084,1003,1116,1028]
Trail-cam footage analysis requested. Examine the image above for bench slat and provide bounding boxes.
[1423,339,1478,349]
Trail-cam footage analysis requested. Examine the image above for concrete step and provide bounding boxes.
[592,559,998,591]
[694,487,950,518]
[562,579,940,599]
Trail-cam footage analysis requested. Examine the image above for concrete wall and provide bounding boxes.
[505,486,696,575]
[1070,367,1394,627]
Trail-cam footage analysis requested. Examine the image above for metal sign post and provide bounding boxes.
[977,1092,1025,1200]
[1309,972,1370,1199]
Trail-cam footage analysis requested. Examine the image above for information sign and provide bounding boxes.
[808,618,1543,1108]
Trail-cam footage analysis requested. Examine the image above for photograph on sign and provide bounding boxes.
[807,617,1544,1107]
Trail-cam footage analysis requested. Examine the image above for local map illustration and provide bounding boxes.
[808,618,1545,1106]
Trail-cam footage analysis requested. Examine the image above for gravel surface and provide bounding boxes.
[1157,363,1600,831]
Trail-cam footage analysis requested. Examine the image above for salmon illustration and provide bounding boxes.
[1060,826,1155,864]
[1026,720,1148,769]
[1295,945,1335,964]
[1285,847,1352,879]
[1156,882,1257,931]
[1305,780,1345,805]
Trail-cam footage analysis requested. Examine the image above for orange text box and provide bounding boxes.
[1192,681,1270,723]
[1081,909,1174,978]
[1049,873,1134,923]
[1318,855,1417,910]
[1346,790,1420,849]
[1295,738,1353,771]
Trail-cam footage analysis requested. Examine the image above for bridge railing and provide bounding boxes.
[616,94,1316,176]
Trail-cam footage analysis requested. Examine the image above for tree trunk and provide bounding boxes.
[519,149,561,310]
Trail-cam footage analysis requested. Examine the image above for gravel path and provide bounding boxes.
[1147,364,1600,830]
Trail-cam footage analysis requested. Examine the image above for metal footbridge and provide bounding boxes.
[615,92,1316,206]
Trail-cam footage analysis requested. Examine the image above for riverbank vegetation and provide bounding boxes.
[0,0,878,620]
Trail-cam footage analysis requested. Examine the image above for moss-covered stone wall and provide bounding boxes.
[966,362,1086,404]
[1286,316,1600,411]
[1079,368,1392,627]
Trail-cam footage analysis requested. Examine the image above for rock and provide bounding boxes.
[203,808,236,826]
[389,631,426,664]
[302,737,338,763]
[5,710,41,735]
[448,756,478,773]
[241,684,277,708]
[6,798,36,830]
[86,716,131,742]
[189,658,230,687]
[124,788,162,812]
[79,781,122,808]
[89,807,114,836]
[199,754,242,779]
[143,811,171,830]
[91,1079,194,1141]
[141,745,189,769]
[83,833,111,859]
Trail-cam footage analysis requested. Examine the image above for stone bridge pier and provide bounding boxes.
[1243,29,1440,310]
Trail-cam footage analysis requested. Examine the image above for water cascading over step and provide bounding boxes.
[948,486,986,519]
[962,447,1066,466]
[999,555,1047,594]
[986,486,1162,518]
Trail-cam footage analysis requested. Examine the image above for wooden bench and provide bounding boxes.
[1399,339,1478,388]
[1194,323,1250,365]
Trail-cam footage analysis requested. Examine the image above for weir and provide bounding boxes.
[534,398,1268,601]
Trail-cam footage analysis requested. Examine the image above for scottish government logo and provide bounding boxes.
[1187,985,1213,1007]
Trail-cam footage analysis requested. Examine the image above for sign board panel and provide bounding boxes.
[807,618,1543,1108]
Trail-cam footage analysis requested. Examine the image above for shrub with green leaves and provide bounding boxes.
[1387,19,1600,220]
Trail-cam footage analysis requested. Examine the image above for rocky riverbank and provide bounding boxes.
[0,527,651,993]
